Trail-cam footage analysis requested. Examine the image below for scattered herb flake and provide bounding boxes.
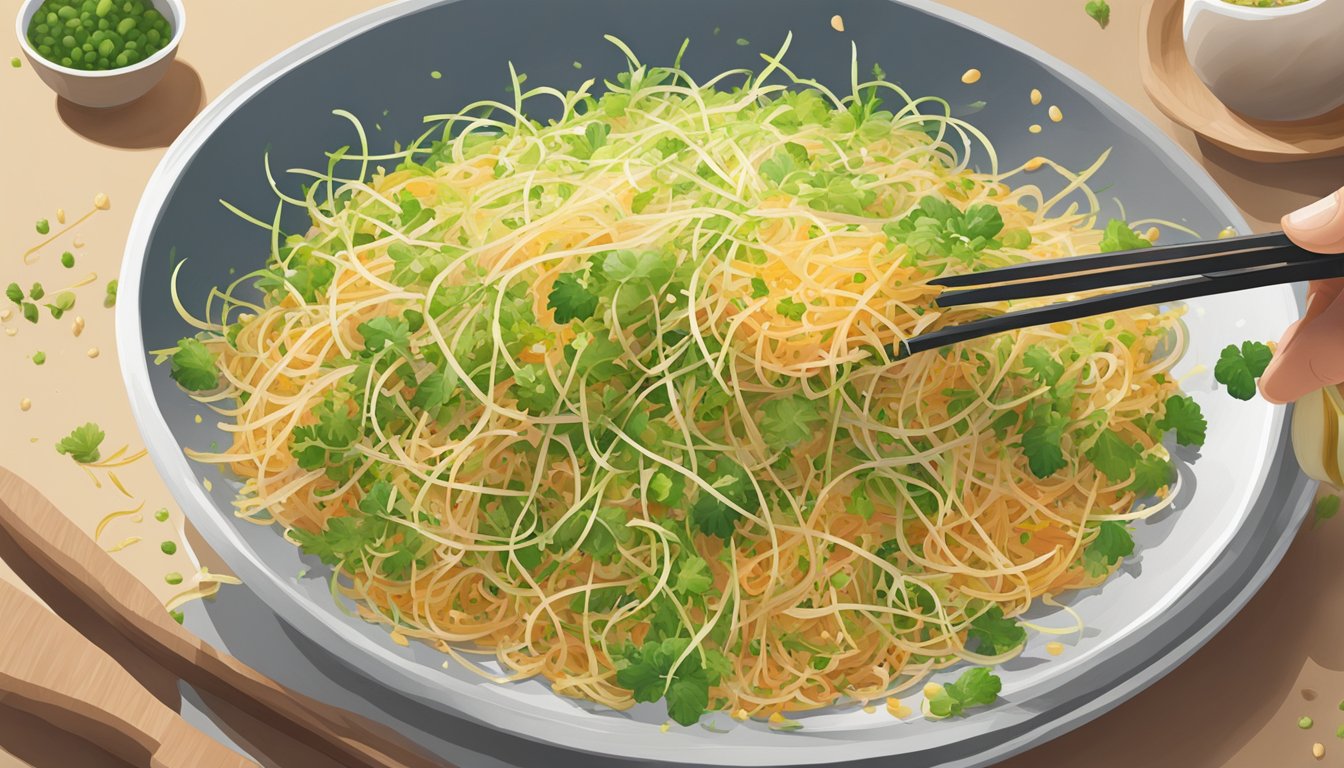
[55,422,105,464]
[1085,0,1111,29]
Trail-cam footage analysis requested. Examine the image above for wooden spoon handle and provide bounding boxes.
[0,581,256,768]
[0,468,449,768]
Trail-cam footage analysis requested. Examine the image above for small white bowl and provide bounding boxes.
[1183,0,1344,122]
[15,0,185,108]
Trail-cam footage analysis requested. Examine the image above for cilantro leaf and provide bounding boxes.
[512,363,558,414]
[1085,0,1111,29]
[547,273,599,323]
[55,422,105,464]
[1156,394,1206,447]
[1098,220,1148,252]
[1022,347,1064,386]
[776,296,806,321]
[388,242,455,286]
[357,316,411,355]
[1213,341,1273,400]
[1129,455,1174,497]
[884,196,1005,266]
[551,507,634,564]
[614,637,711,726]
[927,667,1002,718]
[759,142,809,185]
[1082,520,1134,576]
[673,555,713,595]
[759,394,824,452]
[750,276,770,299]
[169,338,220,392]
[1021,413,1067,478]
[289,516,371,572]
[410,369,459,413]
[601,249,675,285]
[690,457,753,540]
[1315,494,1341,527]
[631,187,656,214]
[967,605,1026,655]
[1085,429,1140,483]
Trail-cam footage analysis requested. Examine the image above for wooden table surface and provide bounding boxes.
[2,1,1342,766]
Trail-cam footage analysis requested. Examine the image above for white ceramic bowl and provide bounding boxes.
[15,0,185,108]
[1183,0,1344,122]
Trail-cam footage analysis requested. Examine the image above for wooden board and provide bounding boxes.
[1141,0,1344,163]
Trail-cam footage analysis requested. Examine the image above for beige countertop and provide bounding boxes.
[2,1,1341,765]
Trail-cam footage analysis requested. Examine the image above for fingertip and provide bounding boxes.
[1283,189,1344,253]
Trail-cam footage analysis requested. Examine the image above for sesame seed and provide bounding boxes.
[72,316,85,336]
[961,68,982,84]
[1048,105,1063,122]
[1218,226,1239,239]
[73,237,85,248]
[0,309,10,322]
[194,414,203,424]
[830,14,845,31]
[1145,227,1160,243]
[19,398,31,412]
[1029,124,1043,134]
[87,347,100,358]
[862,704,876,714]
[5,328,16,337]
[56,208,67,224]
[1046,641,1064,655]
[732,708,749,721]
[1030,88,1042,105]
[659,722,671,733]
[203,478,213,492]
[1313,742,1325,759]
[93,192,110,211]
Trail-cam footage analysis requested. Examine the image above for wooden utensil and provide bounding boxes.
[0,579,257,768]
[1141,0,1344,163]
[0,468,450,768]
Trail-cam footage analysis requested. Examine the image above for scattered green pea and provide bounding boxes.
[430,70,442,79]
[164,571,183,585]
[9,57,20,68]
[103,279,117,308]
[1300,716,1314,729]
[154,507,169,522]
[169,609,184,624]
[736,37,750,46]
[35,219,49,235]
[160,540,177,555]
[60,251,75,268]
[853,273,867,283]
[31,351,46,366]
[572,60,582,70]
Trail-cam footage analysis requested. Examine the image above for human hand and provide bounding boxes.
[1256,188,1344,404]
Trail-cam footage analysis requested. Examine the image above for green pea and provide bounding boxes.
[35,219,49,235]
[97,18,109,30]
[160,540,177,555]
[164,572,183,585]
[35,23,49,34]
[46,12,58,25]
[96,57,108,67]
[80,42,93,52]
[95,0,112,16]
[57,5,77,20]
[37,45,51,56]
[124,40,137,51]
[60,252,75,268]
[59,56,72,66]
[116,16,135,34]
[64,17,80,28]
[32,352,46,366]
[145,28,159,44]
[114,51,128,67]
[70,48,83,61]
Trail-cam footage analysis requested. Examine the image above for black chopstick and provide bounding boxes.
[935,241,1320,307]
[930,231,1292,288]
[894,255,1344,358]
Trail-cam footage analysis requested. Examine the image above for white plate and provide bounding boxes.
[117,1,1314,764]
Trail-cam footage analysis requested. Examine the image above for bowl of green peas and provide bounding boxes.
[15,0,184,108]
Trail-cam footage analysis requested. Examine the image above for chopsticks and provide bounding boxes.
[0,468,450,768]
[895,231,1344,357]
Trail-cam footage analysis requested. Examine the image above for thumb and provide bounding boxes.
[1282,188,1344,253]
[1259,286,1344,403]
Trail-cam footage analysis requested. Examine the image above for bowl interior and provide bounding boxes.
[119,0,1307,765]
